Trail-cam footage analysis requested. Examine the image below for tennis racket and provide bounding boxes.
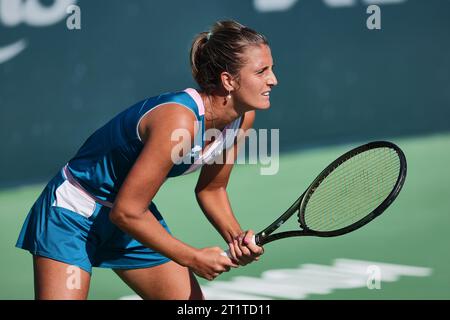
[223,141,407,257]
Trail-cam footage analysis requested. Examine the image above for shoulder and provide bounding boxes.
[240,110,256,130]
[139,103,198,143]
[233,111,255,142]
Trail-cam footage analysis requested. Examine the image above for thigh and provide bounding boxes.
[114,261,203,300]
[33,255,91,300]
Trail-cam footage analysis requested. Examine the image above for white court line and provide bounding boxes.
[118,258,432,300]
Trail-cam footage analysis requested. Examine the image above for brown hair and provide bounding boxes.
[190,20,269,93]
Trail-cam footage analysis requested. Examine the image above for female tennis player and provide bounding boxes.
[16,20,277,300]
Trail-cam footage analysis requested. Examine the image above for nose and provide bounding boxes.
[267,70,278,87]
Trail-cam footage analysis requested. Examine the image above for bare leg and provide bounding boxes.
[114,260,203,300]
[33,255,91,300]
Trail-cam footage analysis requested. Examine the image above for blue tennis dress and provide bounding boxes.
[16,88,242,273]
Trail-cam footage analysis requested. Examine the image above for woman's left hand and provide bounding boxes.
[227,230,264,266]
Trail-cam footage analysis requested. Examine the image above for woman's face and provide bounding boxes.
[233,44,278,111]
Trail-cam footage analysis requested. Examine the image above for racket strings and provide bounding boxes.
[303,148,400,231]
[310,148,395,194]
[305,149,397,213]
[306,160,399,216]
[306,149,399,230]
[308,165,397,228]
[307,168,398,231]
[306,149,398,229]
[311,175,397,230]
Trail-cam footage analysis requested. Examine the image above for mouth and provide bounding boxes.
[261,90,271,98]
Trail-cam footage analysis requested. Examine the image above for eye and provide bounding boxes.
[256,69,265,75]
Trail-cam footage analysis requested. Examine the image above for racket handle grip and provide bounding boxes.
[221,234,256,258]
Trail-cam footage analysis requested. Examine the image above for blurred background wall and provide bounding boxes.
[1,0,449,186]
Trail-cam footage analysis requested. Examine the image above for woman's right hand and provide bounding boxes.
[190,247,239,281]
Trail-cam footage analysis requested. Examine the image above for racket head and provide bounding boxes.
[298,141,407,237]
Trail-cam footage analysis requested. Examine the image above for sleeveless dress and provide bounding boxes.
[16,88,242,273]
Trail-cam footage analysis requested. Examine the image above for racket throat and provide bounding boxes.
[255,233,265,245]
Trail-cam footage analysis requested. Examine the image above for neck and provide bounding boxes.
[199,91,243,131]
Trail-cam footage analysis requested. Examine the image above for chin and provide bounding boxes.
[243,100,271,111]
[259,101,271,110]
[251,104,270,111]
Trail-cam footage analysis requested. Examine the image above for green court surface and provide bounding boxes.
[1,133,449,299]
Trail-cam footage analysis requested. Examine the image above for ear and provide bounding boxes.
[220,71,237,92]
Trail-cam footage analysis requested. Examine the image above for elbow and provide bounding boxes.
[109,208,135,228]
[194,186,209,197]
[194,185,207,196]
[194,186,204,196]
[109,209,125,226]
[195,185,225,200]
[194,189,203,204]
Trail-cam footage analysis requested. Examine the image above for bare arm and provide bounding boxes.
[109,104,236,280]
[195,111,263,264]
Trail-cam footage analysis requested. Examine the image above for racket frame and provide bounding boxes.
[255,141,407,245]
